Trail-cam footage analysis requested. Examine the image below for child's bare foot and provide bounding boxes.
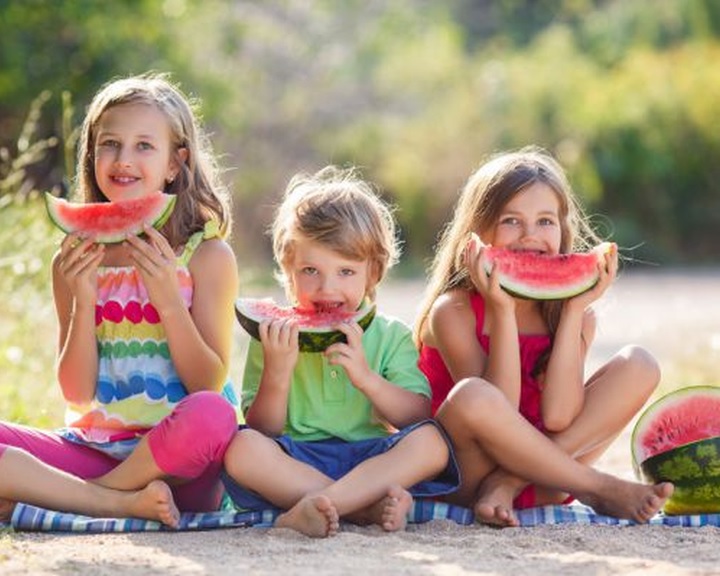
[0,497,16,523]
[578,475,673,523]
[473,473,520,527]
[379,485,413,532]
[127,480,180,529]
[275,495,340,538]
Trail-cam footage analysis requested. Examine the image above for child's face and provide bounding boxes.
[483,182,563,254]
[93,103,183,202]
[286,236,371,313]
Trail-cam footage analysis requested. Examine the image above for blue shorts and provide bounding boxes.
[221,419,460,511]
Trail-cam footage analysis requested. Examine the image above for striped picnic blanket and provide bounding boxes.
[6,501,720,533]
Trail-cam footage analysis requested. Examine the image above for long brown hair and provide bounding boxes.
[414,146,602,354]
[76,72,232,248]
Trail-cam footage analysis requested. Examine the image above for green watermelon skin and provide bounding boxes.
[235,298,376,353]
[45,192,176,243]
[640,436,720,515]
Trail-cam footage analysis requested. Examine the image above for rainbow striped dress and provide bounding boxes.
[58,224,238,459]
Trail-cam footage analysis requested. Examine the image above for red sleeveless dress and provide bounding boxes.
[418,291,570,508]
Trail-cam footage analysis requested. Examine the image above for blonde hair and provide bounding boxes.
[272,166,400,303]
[414,146,601,348]
[76,72,232,248]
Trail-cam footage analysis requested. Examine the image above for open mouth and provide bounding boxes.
[111,175,140,184]
[313,301,344,314]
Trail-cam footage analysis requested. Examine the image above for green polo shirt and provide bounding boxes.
[241,312,430,442]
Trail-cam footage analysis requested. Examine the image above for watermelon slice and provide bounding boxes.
[235,297,376,353]
[631,385,720,514]
[482,242,615,300]
[44,191,177,244]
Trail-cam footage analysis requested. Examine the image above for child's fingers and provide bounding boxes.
[334,322,363,347]
[59,233,96,260]
[125,234,175,276]
[261,318,298,347]
[59,240,103,275]
[142,225,176,260]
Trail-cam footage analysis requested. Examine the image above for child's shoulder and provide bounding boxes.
[187,237,237,276]
[430,288,474,317]
[369,309,411,332]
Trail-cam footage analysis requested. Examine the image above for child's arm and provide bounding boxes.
[326,322,430,428]
[126,227,239,393]
[541,248,617,431]
[53,234,105,405]
[425,290,521,409]
[449,235,523,405]
[244,319,299,435]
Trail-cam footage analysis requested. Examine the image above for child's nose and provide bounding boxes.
[114,147,132,167]
[521,223,537,238]
[319,275,335,292]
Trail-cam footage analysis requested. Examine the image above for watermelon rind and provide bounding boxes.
[234,298,377,353]
[482,242,613,300]
[639,436,720,515]
[631,385,720,472]
[44,192,177,244]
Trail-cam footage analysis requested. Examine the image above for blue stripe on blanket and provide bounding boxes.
[9,504,280,533]
[5,501,720,532]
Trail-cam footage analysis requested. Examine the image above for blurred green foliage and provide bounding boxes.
[0,92,64,425]
[0,0,718,425]
[1,0,718,268]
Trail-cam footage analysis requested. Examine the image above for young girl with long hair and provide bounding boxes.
[416,146,672,526]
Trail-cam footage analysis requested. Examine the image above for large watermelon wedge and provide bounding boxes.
[482,242,615,300]
[639,436,720,514]
[45,191,176,244]
[631,385,720,514]
[235,297,376,353]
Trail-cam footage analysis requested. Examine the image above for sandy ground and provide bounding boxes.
[1,268,719,576]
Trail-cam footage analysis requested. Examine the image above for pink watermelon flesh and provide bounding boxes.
[631,386,720,467]
[45,191,176,243]
[482,243,613,300]
[234,297,377,353]
[237,298,364,331]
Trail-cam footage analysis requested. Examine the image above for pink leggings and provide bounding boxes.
[0,391,238,512]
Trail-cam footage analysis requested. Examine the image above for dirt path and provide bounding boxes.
[2,268,719,575]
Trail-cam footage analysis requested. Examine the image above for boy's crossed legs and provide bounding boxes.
[223,423,451,537]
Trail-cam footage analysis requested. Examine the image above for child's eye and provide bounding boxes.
[137,141,155,151]
[301,267,318,276]
[499,216,519,226]
[98,139,120,149]
[539,217,558,226]
[340,268,355,277]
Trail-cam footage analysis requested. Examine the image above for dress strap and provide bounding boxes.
[468,291,486,341]
[177,220,221,266]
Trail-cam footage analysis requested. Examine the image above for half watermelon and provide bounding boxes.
[235,297,376,353]
[482,242,615,300]
[631,385,720,514]
[45,191,177,244]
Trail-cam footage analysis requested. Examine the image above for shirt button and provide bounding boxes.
[330,370,338,379]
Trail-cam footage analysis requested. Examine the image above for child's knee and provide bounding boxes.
[224,429,268,478]
[179,391,238,443]
[621,345,661,392]
[410,424,450,471]
[149,392,239,474]
[442,377,505,423]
